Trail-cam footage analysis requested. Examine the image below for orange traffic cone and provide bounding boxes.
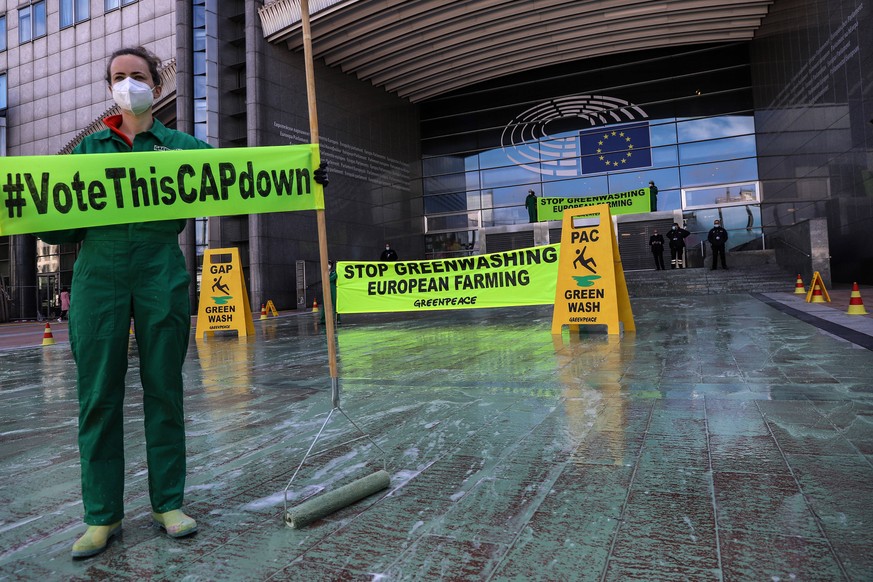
[847,282,868,315]
[312,298,319,312]
[794,274,805,294]
[260,304,268,320]
[42,322,56,346]
[810,283,826,303]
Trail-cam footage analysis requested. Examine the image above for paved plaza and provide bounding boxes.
[1,292,872,580]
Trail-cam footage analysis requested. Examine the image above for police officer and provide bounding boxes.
[649,229,665,270]
[665,222,690,269]
[707,219,729,269]
[380,242,399,261]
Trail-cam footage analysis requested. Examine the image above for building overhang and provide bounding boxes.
[258,0,773,103]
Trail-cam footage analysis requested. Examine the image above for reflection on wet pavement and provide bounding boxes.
[1,294,872,580]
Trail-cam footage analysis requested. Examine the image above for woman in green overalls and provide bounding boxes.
[39,46,209,559]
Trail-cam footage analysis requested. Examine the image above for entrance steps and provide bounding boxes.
[623,263,793,298]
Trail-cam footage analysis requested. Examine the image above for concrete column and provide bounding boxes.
[176,0,199,311]
[809,217,831,287]
[246,0,266,310]
[11,235,37,319]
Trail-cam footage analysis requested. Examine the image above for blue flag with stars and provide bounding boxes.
[579,122,651,174]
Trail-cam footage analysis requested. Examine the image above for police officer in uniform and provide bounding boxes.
[649,229,665,270]
[380,242,398,261]
[665,222,690,269]
[707,219,729,269]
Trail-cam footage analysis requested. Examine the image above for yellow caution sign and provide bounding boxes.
[264,300,279,317]
[195,248,256,338]
[551,204,635,335]
[805,271,831,303]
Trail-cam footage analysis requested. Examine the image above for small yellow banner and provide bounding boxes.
[536,187,651,221]
[551,204,634,335]
[195,248,255,338]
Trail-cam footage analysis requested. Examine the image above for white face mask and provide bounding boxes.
[112,77,155,115]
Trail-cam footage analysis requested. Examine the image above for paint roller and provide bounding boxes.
[283,381,390,528]
[285,469,391,529]
[282,0,390,529]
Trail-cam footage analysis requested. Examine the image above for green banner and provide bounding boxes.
[0,144,322,236]
[337,245,560,313]
[537,187,650,221]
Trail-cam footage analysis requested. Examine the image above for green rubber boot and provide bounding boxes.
[152,509,197,538]
[71,521,122,559]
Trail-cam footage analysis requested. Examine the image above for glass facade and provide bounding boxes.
[34,239,76,320]
[751,0,873,283]
[420,44,763,259]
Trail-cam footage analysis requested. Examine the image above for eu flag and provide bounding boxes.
[579,122,652,175]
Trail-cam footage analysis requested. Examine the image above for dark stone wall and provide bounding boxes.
[751,0,873,283]
[222,32,422,310]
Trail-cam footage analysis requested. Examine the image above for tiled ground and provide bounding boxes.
[1,294,872,581]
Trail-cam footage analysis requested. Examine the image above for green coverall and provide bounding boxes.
[38,117,211,525]
[319,268,339,324]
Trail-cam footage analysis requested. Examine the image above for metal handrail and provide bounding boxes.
[766,237,811,258]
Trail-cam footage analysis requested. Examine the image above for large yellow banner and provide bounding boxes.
[337,245,560,313]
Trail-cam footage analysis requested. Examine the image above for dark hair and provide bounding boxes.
[105,46,162,87]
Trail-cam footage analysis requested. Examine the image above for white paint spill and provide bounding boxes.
[186,483,219,492]
[683,516,698,542]
[0,514,42,535]
[241,491,286,510]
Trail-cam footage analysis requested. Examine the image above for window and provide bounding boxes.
[60,0,89,28]
[0,73,6,110]
[105,0,137,10]
[0,15,6,52]
[192,0,207,143]
[19,2,46,43]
